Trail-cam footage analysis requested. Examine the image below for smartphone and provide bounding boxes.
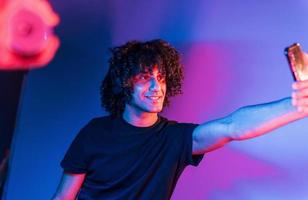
[285,43,308,81]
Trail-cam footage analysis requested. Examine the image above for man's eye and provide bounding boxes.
[139,74,150,80]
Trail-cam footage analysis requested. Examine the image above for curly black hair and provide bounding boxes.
[100,39,184,117]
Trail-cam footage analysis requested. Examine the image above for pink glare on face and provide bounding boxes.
[129,65,166,114]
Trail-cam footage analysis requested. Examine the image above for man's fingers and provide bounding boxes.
[297,107,308,114]
[292,95,308,113]
[291,80,308,115]
[292,89,308,98]
[293,99,308,106]
[292,80,308,90]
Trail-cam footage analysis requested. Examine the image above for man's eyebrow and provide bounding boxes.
[137,68,165,75]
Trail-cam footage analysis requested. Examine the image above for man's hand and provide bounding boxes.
[292,80,308,114]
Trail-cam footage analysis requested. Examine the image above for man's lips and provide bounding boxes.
[145,96,162,100]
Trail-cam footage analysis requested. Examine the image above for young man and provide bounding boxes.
[53,39,308,200]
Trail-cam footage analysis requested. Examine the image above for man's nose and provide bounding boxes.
[149,77,161,91]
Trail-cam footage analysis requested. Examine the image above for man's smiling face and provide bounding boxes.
[127,65,167,114]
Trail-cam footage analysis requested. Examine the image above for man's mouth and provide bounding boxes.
[146,96,162,100]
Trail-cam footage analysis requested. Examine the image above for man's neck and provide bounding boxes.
[122,107,158,127]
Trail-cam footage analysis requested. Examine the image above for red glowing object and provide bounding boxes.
[0,0,60,70]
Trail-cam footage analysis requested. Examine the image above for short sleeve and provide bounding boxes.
[60,120,93,173]
[181,123,204,166]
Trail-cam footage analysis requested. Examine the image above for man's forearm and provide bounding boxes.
[192,97,305,154]
[193,81,308,154]
[229,97,306,140]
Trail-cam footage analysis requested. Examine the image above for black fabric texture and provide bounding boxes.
[61,115,204,200]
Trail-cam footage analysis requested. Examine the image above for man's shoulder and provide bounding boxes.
[90,115,113,124]
[162,117,199,131]
[76,115,114,139]
[161,116,192,125]
[81,115,114,131]
[159,116,177,124]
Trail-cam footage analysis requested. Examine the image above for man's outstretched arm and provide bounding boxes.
[192,80,308,154]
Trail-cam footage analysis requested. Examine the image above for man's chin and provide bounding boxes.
[146,107,163,113]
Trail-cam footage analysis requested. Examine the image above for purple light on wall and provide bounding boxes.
[171,147,282,200]
[164,42,236,122]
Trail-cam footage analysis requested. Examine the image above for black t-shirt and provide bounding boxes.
[61,115,204,200]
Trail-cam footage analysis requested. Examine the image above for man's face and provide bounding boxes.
[128,65,166,114]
